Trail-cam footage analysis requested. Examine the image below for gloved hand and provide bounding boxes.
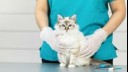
[40,27,66,53]
[79,28,108,58]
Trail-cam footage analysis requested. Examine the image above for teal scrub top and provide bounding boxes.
[40,0,117,61]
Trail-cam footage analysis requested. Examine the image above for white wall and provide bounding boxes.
[0,0,127,65]
[0,0,41,63]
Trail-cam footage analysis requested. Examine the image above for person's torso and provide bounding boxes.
[48,0,110,35]
[40,0,117,61]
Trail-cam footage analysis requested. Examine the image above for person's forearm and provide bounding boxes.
[103,10,126,35]
[35,0,48,31]
[35,10,48,31]
[103,0,126,35]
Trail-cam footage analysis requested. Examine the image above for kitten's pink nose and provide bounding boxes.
[65,27,69,32]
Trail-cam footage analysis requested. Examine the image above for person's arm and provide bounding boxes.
[35,0,66,53]
[103,0,126,35]
[80,0,126,58]
[35,0,48,31]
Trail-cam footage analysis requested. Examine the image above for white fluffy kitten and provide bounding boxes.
[54,15,91,67]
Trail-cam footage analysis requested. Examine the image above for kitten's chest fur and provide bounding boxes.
[57,30,85,47]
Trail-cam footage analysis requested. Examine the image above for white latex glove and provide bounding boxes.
[79,28,108,58]
[40,27,66,53]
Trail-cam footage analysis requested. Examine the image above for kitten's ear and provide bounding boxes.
[71,14,77,21]
[57,14,63,21]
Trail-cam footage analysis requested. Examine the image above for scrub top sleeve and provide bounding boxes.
[108,0,115,3]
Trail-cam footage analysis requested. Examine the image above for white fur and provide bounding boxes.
[55,15,91,67]
[56,29,91,67]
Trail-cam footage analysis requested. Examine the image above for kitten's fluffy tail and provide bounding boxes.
[75,57,91,66]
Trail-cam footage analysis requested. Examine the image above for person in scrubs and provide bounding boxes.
[35,0,126,65]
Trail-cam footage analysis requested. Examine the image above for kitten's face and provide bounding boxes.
[55,15,79,32]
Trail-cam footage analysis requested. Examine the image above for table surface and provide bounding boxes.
[0,63,127,72]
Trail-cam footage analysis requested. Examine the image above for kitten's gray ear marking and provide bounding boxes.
[57,14,63,21]
[71,14,77,21]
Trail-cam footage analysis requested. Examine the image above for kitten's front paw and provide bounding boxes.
[68,64,76,67]
[60,63,66,67]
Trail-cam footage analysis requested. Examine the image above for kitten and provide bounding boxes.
[54,15,91,67]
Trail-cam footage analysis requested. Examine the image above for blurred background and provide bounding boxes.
[0,0,127,65]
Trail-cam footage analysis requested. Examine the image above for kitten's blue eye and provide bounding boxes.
[62,25,65,27]
[69,24,72,27]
